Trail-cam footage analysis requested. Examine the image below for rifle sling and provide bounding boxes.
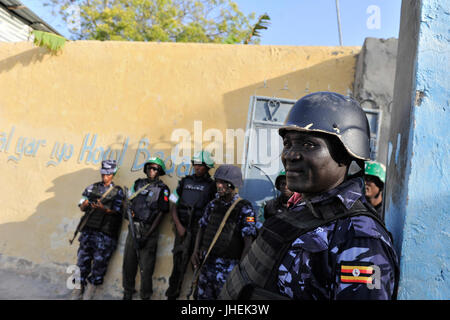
[128,183,151,201]
[195,197,243,279]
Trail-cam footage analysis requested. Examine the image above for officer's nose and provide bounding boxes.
[282,148,303,163]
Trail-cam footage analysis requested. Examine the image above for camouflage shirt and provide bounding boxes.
[278,178,399,300]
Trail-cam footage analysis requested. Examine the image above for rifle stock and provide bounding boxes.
[186,263,201,300]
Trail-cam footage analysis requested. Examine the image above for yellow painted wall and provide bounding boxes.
[0,41,360,299]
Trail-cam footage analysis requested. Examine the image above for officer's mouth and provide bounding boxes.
[286,170,305,177]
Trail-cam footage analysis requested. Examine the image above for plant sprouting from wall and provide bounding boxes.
[32,30,67,53]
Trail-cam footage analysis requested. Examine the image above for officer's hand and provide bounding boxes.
[79,200,90,212]
[191,251,200,269]
[91,200,106,212]
[176,224,186,238]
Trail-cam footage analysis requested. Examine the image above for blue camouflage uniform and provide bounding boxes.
[197,193,257,300]
[77,182,124,286]
[277,177,399,300]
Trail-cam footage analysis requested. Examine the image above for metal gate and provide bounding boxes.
[239,96,296,223]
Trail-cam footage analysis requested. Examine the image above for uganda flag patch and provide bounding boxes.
[246,216,255,223]
[340,262,375,284]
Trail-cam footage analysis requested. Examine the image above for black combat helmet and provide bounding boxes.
[279,92,371,162]
[214,164,243,189]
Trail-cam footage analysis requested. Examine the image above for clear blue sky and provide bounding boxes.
[21,0,402,46]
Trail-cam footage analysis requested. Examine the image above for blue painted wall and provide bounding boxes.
[385,0,449,299]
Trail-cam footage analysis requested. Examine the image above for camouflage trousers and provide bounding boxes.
[197,257,238,300]
[76,228,117,286]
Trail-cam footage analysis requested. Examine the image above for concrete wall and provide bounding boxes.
[0,41,359,299]
[385,0,449,299]
[353,37,398,164]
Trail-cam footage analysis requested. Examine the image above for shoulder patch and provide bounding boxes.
[340,261,376,284]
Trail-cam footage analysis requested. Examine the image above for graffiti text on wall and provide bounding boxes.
[0,126,192,177]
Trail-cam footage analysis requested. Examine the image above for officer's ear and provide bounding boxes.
[320,133,352,167]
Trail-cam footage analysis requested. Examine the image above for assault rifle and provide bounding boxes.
[69,185,115,245]
[186,198,243,300]
[123,187,145,278]
[172,203,196,294]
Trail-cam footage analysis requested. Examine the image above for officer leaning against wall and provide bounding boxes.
[364,161,386,219]
[165,151,217,300]
[221,92,400,300]
[122,157,170,300]
[72,160,124,300]
[191,164,257,300]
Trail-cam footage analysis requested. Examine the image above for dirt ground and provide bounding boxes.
[0,269,70,300]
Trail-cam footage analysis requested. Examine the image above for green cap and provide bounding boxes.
[144,157,166,176]
[275,170,286,190]
[365,161,386,184]
[192,150,214,168]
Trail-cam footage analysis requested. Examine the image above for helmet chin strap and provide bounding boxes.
[374,190,382,199]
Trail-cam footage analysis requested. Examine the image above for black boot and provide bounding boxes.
[123,291,133,300]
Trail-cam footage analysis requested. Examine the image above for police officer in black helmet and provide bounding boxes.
[221,92,399,300]
[191,164,257,300]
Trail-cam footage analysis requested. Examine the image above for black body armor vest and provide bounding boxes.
[200,199,250,260]
[130,179,165,224]
[177,175,215,222]
[220,199,397,300]
[264,196,288,221]
[83,183,123,239]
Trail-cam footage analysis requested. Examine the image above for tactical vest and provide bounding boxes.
[220,199,398,300]
[177,175,215,222]
[83,183,123,239]
[200,199,251,260]
[131,179,165,224]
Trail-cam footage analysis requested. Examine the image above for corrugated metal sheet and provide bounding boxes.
[0,0,60,36]
[0,5,32,42]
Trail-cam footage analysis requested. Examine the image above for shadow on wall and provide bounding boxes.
[0,47,52,74]
[0,139,192,299]
[0,168,98,298]
[222,53,359,136]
